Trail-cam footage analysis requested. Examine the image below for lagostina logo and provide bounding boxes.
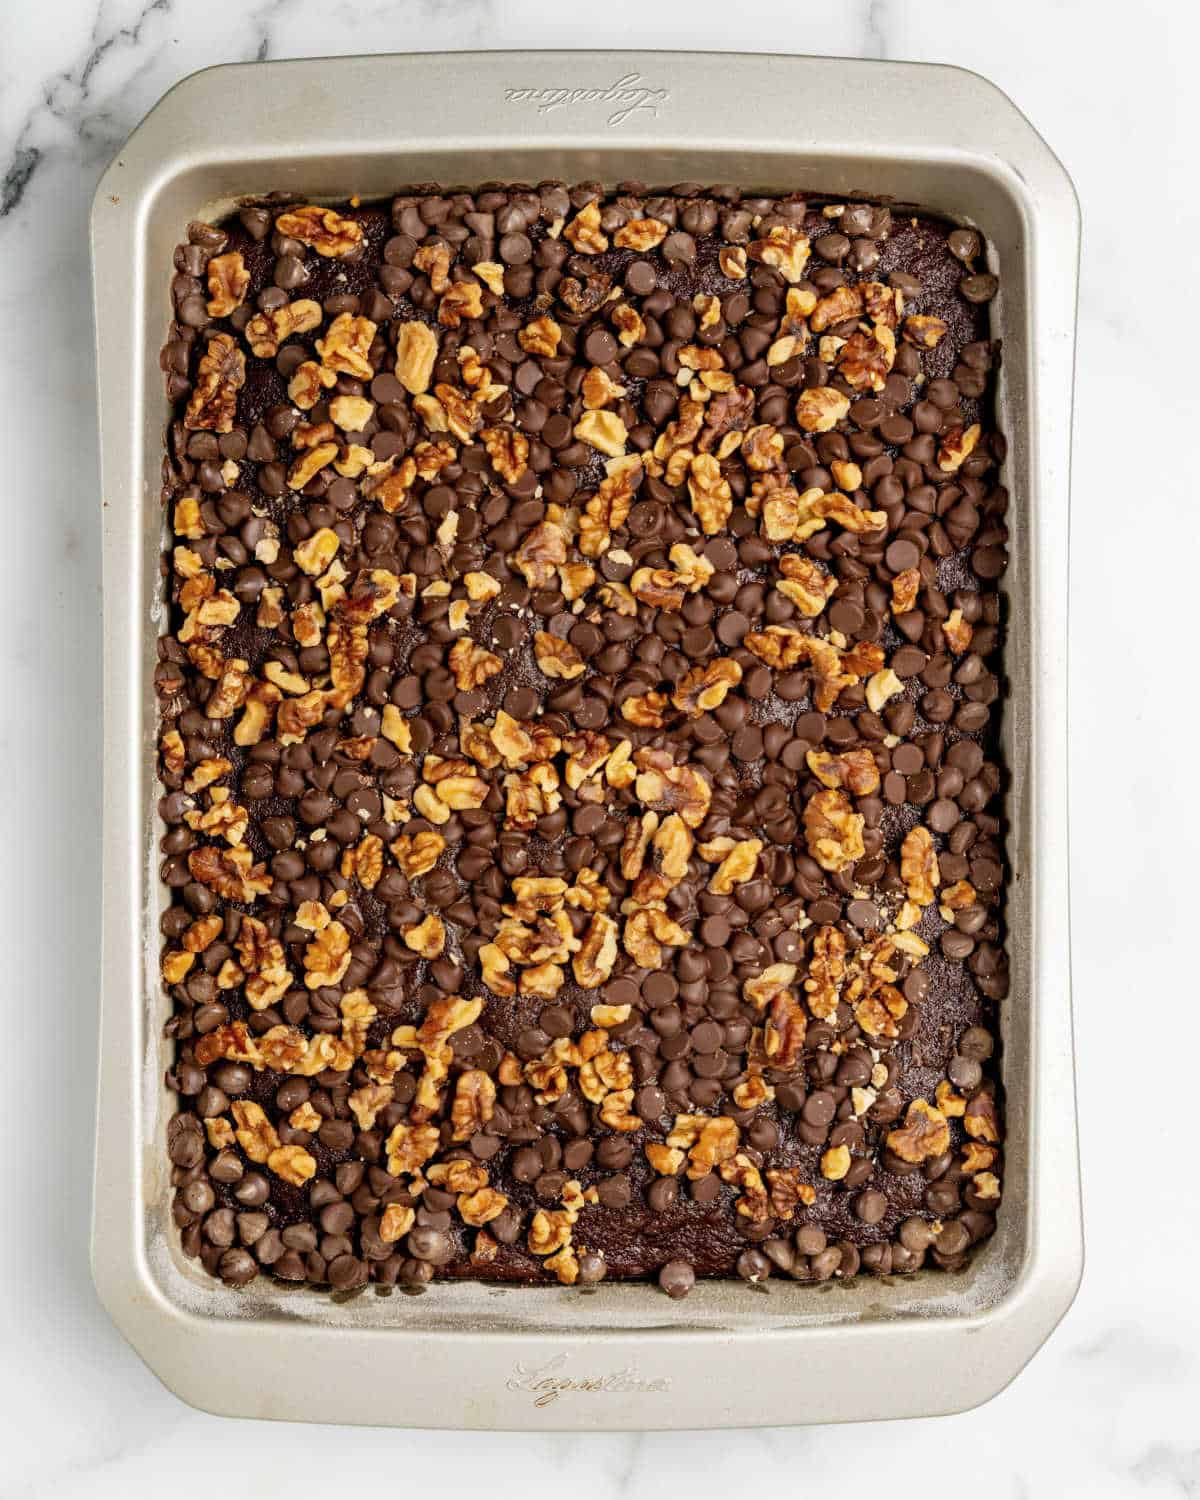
[506,1355,672,1407]
[504,72,670,127]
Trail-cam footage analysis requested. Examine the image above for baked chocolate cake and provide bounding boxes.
[156,181,1008,1297]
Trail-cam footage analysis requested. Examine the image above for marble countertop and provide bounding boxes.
[3,0,1197,1492]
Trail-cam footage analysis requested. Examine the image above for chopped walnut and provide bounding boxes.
[901,824,940,906]
[205,252,249,316]
[564,200,608,254]
[671,658,742,718]
[574,409,628,458]
[943,608,974,653]
[518,315,562,356]
[623,906,691,969]
[681,1115,740,1179]
[764,988,808,1070]
[512,521,567,592]
[448,636,503,690]
[403,913,446,959]
[188,844,272,903]
[708,837,762,895]
[809,283,864,332]
[276,204,363,257]
[287,442,339,491]
[267,1144,317,1187]
[803,789,866,873]
[385,1120,441,1177]
[891,567,921,615]
[938,423,982,473]
[904,313,949,348]
[293,526,340,575]
[621,690,668,728]
[887,1098,951,1163]
[394,320,438,394]
[574,913,619,989]
[231,1100,279,1162]
[742,424,785,472]
[806,747,881,796]
[479,942,516,998]
[534,630,586,681]
[184,332,245,433]
[687,452,733,534]
[302,918,351,989]
[614,217,668,250]
[528,1208,573,1256]
[777,554,837,616]
[458,1187,509,1227]
[315,312,376,381]
[748,224,810,283]
[630,566,687,612]
[599,1089,642,1132]
[865,667,905,713]
[348,1082,394,1131]
[837,324,896,393]
[646,1144,686,1175]
[439,278,485,328]
[964,1090,1000,1143]
[634,752,712,827]
[820,1145,852,1181]
[795,385,851,433]
[244,298,322,358]
[733,1073,774,1112]
[612,303,646,348]
[379,1204,417,1243]
[389,829,445,879]
[582,366,626,411]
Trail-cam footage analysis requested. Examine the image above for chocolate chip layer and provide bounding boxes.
[157,183,1007,1297]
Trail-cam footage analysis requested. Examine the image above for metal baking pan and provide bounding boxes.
[91,50,1081,1429]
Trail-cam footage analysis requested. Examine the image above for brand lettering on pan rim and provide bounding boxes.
[504,73,670,126]
[506,1354,672,1406]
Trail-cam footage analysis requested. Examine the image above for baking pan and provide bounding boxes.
[92,50,1081,1429]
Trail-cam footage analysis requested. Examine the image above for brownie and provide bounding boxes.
[156,182,1008,1298]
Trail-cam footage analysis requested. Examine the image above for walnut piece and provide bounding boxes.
[748,225,811,283]
[887,1098,951,1163]
[614,217,668,250]
[184,333,245,433]
[403,913,446,959]
[244,298,322,358]
[688,453,733,534]
[315,313,377,380]
[533,631,586,681]
[803,789,866,873]
[806,747,880,796]
[708,837,762,895]
[777,554,837,616]
[275,205,364,257]
[623,907,691,969]
[564,200,608,255]
[395,320,438,394]
[901,824,940,906]
[267,1144,317,1187]
[574,410,628,458]
[574,913,619,989]
[205,252,249,316]
[448,637,503,690]
[795,386,851,434]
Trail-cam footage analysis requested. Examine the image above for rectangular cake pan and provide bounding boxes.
[92,50,1081,1429]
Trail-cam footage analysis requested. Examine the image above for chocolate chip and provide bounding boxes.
[658,1259,696,1298]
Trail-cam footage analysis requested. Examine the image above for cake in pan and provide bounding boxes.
[155,181,1007,1297]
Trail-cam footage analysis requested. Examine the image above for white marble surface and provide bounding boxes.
[2,0,1197,1491]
